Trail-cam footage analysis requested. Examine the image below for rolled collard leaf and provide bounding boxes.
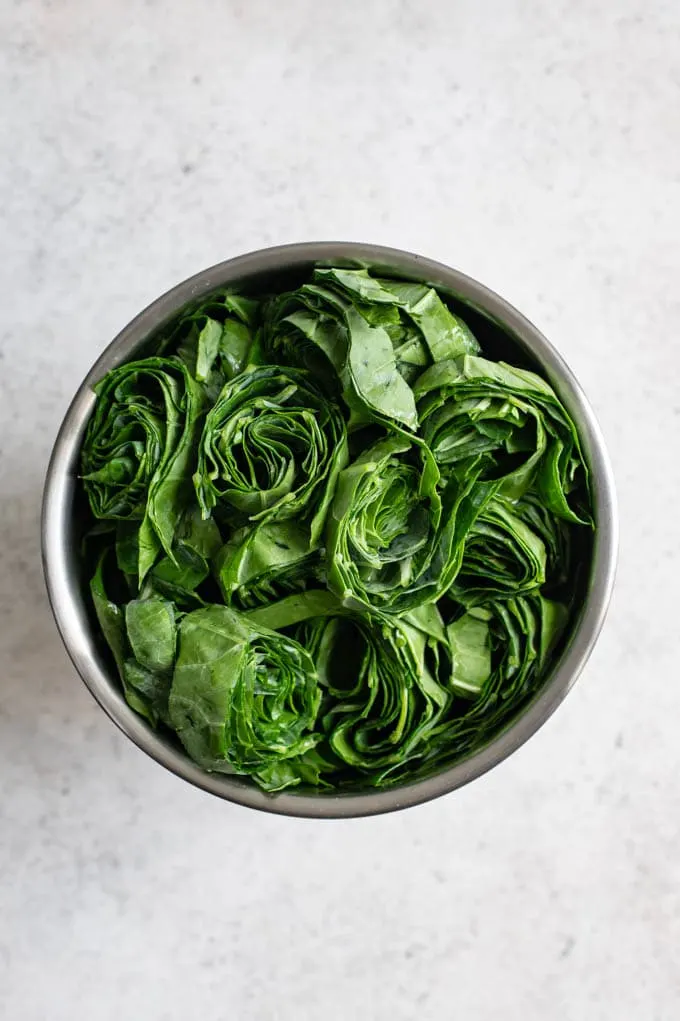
[292,608,450,783]
[81,357,203,579]
[326,433,491,613]
[168,605,322,790]
[414,354,591,525]
[289,594,566,786]
[441,593,569,742]
[194,366,348,545]
[450,496,547,606]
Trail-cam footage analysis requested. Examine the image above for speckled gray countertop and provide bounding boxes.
[1,2,679,1019]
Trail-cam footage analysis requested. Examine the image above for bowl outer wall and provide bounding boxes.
[41,242,618,818]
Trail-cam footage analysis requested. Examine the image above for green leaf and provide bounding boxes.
[245,589,342,630]
[125,598,176,674]
[148,507,221,605]
[215,520,321,610]
[447,610,492,698]
[194,365,348,544]
[90,552,126,674]
[224,293,259,326]
[344,305,418,430]
[122,658,172,726]
[314,268,480,364]
[151,545,209,602]
[294,611,450,783]
[81,357,204,579]
[262,282,419,430]
[415,354,591,524]
[90,553,170,725]
[168,605,321,788]
[195,318,223,382]
[219,318,252,379]
[326,433,491,613]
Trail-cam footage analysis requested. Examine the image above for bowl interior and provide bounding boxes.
[42,243,617,818]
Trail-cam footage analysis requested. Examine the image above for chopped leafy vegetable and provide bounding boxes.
[293,609,450,784]
[79,266,593,793]
[262,274,419,429]
[414,354,591,524]
[81,357,203,580]
[168,605,322,790]
[194,365,348,547]
[326,433,462,613]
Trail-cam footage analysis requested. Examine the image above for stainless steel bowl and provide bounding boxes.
[41,242,618,818]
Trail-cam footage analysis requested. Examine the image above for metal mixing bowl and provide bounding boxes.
[41,242,618,818]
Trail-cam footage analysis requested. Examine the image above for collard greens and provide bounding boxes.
[80,267,592,791]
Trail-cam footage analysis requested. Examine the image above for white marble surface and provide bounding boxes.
[1,1,679,1018]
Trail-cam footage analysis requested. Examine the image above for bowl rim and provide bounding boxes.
[41,241,618,819]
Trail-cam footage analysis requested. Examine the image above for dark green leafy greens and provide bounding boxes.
[291,607,450,784]
[414,354,590,525]
[79,266,593,792]
[169,605,322,791]
[194,364,347,542]
[81,357,203,580]
[326,433,469,613]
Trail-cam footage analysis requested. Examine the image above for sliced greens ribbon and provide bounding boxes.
[168,605,322,790]
[414,354,591,524]
[326,433,489,613]
[293,608,450,784]
[194,365,348,544]
[262,273,420,430]
[450,496,547,606]
[81,357,203,579]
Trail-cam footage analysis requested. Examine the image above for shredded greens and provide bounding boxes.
[79,266,592,792]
